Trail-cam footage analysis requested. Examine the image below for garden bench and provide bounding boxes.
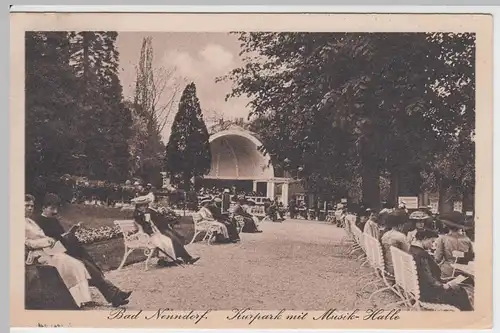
[190,212,221,244]
[390,246,460,311]
[113,220,157,271]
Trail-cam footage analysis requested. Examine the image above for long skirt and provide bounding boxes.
[149,233,176,262]
[43,253,92,307]
[424,287,473,311]
[217,218,240,241]
[203,220,229,239]
[240,216,260,233]
[160,228,193,261]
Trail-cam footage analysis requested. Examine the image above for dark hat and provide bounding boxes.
[385,209,408,228]
[414,228,439,241]
[439,211,472,230]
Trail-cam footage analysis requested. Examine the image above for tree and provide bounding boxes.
[68,31,132,181]
[165,83,212,191]
[221,32,474,210]
[25,32,85,198]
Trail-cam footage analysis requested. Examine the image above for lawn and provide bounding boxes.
[57,204,197,271]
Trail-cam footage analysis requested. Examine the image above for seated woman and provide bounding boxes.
[407,210,432,245]
[410,229,473,311]
[434,212,475,278]
[233,195,263,233]
[381,209,410,277]
[197,199,230,242]
[133,196,200,266]
[24,195,92,308]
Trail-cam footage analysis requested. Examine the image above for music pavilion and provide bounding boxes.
[198,126,301,206]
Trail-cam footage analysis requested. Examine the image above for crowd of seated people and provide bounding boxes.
[352,204,475,311]
[197,186,266,199]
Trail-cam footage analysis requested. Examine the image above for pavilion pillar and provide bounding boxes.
[252,180,258,192]
[266,181,275,199]
[282,182,289,207]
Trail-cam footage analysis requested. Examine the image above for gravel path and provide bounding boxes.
[89,219,401,310]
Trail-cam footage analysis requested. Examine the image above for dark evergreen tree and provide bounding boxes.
[68,31,131,181]
[25,32,85,198]
[165,83,211,191]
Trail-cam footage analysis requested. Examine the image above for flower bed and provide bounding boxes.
[75,225,123,244]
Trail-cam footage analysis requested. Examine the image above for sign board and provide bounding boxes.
[161,173,170,189]
[398,196,419,209]
[453,201,463,212]
[429,199,439,214]
[466,211,473,216]
[341,198,348,203]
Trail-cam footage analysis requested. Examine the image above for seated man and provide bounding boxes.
[134,196,200,265]
[33,193,131,307]
[207,198,240,243]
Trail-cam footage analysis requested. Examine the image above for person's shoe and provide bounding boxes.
[111,297,130,307]
[255,230,263,233]
[119,291,132,300]
[186,257,200,264]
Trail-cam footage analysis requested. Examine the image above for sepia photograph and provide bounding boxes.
[11,12,493,329]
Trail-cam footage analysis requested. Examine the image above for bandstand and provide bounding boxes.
[202,127,292,206]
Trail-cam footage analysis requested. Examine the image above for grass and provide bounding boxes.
[57,204,197,271]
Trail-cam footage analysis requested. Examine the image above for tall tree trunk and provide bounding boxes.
[82,32,89,82]
[389,169,399,206]
[360,141,380,210]
[438,177,454,214]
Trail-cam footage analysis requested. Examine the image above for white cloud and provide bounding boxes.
[163,50,197,78]
[199,44,234,71]
[162,44,234,81]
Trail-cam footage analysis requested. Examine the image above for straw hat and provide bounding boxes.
[131,195,152,206]
[409,210,431,220]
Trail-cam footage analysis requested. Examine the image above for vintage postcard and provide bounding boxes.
[10,11,492,329]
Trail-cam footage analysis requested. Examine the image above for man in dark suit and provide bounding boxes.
[207,198,240,242]
[34,193,131,307]
[132,197,200,265]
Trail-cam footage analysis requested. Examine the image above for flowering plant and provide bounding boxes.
[74,225,122,244]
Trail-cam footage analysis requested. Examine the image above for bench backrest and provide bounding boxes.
[191,212,203,224]
[390,246,421,301]
[114,220,139,235]
[364,234,385,272]
[352,225,365,251]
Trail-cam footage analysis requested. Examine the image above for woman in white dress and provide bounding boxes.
[198,199,229,239]
[24,195,92,308]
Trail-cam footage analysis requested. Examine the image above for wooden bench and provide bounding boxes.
[114,220,157,271]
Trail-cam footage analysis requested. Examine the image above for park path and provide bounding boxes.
[90,219,399,310]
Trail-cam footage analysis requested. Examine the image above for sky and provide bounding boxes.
[115,32,250,142]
